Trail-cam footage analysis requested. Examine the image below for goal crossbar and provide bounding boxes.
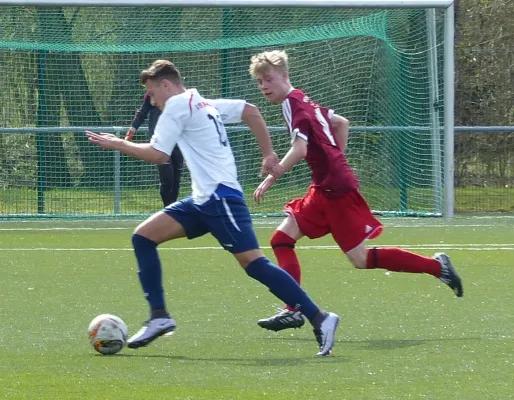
[0,0,454,8]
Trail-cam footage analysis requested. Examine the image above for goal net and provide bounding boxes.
[0,4,448,217]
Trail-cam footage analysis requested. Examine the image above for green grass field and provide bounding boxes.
[0,216,513,399]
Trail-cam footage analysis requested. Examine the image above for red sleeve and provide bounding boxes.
[291,110,311,142]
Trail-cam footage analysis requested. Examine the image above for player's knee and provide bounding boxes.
[133,225,143,236]
[133,222,152,239]
[270,231,280,247]
[235,249,265,269]
[351,259,367,269]
[270,230,296,249]
[131,232,141,247]
[346,247,368,269]
[131,232,156,249]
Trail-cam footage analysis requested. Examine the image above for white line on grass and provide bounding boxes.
[0,244,513,251]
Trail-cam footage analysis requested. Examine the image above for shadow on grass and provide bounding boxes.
[353,339,426,350]
[92,337,478,365]
[96,353,348,366]
[265,336,480,351]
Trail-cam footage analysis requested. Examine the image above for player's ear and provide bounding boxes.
[161,79,172,91]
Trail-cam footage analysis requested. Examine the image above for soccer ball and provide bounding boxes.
[88,314,128,355]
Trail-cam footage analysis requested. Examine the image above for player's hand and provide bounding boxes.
[269,163,286,179]
[260,152,279,177]
[125,127,136,141]
[253,175,277,204]
[85,130,123,150]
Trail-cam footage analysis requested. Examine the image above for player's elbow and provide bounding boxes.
[153,150,170,165]
[241,103,261,123]
[332,114,349,128]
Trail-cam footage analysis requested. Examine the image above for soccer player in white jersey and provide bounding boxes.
[85,59,339,356]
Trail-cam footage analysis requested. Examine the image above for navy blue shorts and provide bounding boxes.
[163,195,259,254]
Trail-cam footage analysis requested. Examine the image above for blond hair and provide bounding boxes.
[141,59,183,85]
[249,50,289,78]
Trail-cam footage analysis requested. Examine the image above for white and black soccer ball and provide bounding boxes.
[88,314,128,355]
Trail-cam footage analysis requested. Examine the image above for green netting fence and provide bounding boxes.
[0,6,446,217]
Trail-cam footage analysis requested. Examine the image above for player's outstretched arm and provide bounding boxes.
[331,113,350,154]
[241,103,279,176]
[253,137,307,204]
[85,130,169,165]
[271,136,308,179]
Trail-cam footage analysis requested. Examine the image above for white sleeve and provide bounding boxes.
[209,99,246,124]
[150,106,186,156]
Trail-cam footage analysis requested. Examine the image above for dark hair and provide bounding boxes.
[141,60,183,85]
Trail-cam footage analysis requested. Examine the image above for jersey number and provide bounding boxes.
[208,114,228,147]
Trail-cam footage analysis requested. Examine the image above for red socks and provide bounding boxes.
[366,247,441,277]
[271,230,302,311]
[270,230,301,283]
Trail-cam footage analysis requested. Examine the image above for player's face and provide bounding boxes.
[255,69,290,103]
[144,79,169,110]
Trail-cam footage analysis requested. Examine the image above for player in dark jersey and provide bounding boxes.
[249,50,463,332]
[125,92,184,207]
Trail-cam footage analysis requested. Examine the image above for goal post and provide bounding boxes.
[0,0,455,218]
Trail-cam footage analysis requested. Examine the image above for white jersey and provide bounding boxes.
[150,89,246,204]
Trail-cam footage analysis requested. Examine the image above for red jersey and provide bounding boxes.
[281,88,359,197]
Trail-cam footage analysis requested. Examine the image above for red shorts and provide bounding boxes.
[284,186,383,253]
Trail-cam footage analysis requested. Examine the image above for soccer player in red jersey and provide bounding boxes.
[249,50,463,332]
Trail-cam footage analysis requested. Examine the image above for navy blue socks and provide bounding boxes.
[132,233,167,314]
[131,236,322,324]
[245,257,320,322]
